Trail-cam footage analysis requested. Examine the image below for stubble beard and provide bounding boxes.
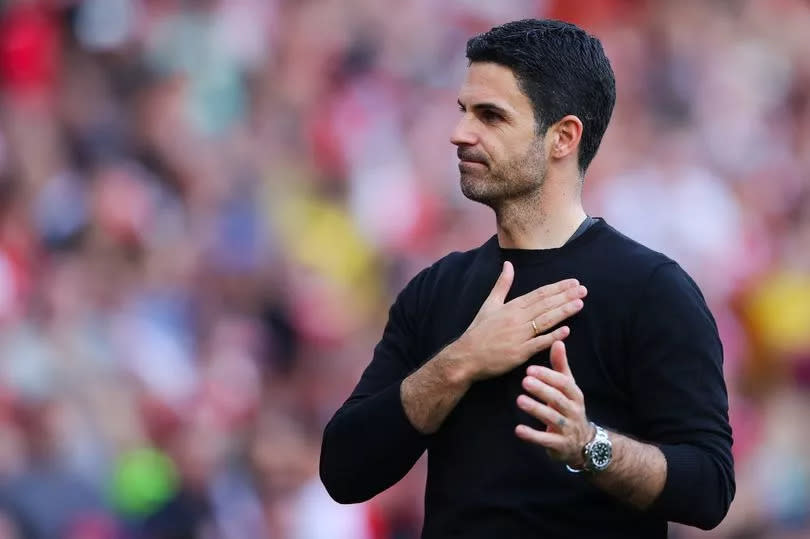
[459,142,547,211]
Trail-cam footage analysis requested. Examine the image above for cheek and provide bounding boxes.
[522,148,548,174]
[482,128,540,167]
[510,129,539,152]
[522,136,547,164]
[480,136,508,164]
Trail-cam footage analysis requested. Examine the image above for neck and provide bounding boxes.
[495,177,586,249]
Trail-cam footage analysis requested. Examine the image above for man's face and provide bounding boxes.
[452,62,548,207]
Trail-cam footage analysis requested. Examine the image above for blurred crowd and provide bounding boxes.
[0,0,808,537]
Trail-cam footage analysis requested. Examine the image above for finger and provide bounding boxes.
[522,376,573,417]
[515,424,567,451]
[530,298,584,335]
[526,364,583,403]
[523,325,569,355]
[523,285,587,322]
[510,278,580,308]
[517,395,569,431]
[482,261,514,308]
[550,340,573,377]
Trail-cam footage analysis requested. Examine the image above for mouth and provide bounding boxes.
[457,148,488,168]
[459,160,487,168]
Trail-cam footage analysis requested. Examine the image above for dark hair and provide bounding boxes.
[466,19,616,172]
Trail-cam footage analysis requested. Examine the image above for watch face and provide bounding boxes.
[590,440,612,471]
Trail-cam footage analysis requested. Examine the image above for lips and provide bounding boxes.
[457,149,488,166]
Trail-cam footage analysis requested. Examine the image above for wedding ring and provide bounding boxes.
[531,319,539,337]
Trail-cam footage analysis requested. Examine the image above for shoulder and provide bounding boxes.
[593,219,674,273]
[590,219,711,314]
[399,235,499,301]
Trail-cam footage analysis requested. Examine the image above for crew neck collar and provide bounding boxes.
[496,217,604,266]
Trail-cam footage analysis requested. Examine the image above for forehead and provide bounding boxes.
[458,62,533,113]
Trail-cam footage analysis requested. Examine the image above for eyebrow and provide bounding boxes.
[457,99,512,118]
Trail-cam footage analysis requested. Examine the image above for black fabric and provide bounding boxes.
[320,218,734,538]
[564,215,597,245]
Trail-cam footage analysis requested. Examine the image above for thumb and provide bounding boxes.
[483,261,514,308]
[550,340,572,377]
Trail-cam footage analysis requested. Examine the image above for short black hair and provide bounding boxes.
[466,19,616,172]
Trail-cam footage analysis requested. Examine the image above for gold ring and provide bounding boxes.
[531,319,539,337]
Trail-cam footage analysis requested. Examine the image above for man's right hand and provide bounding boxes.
[401,260,586,434]
[449,261,587,383]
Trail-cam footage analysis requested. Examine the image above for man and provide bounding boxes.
[320,19,734,538]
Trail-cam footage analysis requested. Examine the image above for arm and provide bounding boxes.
[589,431,666,509]
[319,268,431,504]
[515,342,666,509]
[400,344,472,435]
[627,262,735,529]
[321,261,588,503]
[516,263,734,529]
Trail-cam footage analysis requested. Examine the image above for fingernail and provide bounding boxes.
[517,395,528,407]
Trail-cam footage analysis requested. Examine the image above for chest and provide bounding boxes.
[422,265,637,434]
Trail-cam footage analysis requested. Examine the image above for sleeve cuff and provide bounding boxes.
[648,443,726,529]
[652,444,701,512]
[373,381,431,452]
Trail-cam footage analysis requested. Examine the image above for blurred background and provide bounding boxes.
[0,0,807,537]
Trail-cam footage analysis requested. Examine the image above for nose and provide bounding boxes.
[450,116,477,147]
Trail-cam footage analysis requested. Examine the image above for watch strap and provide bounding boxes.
[566,422,609,474]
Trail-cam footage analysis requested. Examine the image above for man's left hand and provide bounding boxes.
[515,340,595,468]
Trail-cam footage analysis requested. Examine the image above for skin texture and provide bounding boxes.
[450,62,587,250]
[453,64,548,206]
[401,60,668,511]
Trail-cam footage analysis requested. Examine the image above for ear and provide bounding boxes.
[549,115,583,161]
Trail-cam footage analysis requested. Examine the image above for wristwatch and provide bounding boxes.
[566,422,612,473]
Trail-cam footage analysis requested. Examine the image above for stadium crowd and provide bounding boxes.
[0,0,808,537]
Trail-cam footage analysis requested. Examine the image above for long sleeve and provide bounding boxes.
[628,262,735,529]
[320,271,431,504]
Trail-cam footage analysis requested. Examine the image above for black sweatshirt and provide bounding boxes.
[320,219,734,538]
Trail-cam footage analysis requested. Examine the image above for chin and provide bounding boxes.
[460,175,500,205]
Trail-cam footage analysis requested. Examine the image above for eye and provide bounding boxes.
[481,109,502,123]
